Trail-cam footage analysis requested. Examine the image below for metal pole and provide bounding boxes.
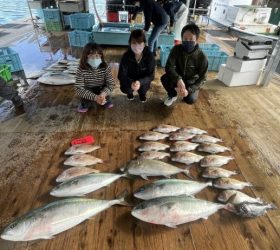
[259,37,280,87]
[193,0,197,18]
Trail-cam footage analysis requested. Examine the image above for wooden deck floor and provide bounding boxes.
[0,28,280,249]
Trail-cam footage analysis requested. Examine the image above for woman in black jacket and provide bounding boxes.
[118,29,155,103]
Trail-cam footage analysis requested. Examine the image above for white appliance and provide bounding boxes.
[234,36,273,60]
[226,56,267,72]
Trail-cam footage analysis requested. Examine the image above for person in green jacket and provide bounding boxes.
[161,23,208,106]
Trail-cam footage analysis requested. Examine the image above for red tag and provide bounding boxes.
[71,136,95,145]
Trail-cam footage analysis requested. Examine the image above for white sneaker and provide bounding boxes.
[164,96,178,106]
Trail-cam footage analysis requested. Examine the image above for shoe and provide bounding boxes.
[163,95,177,106]
[127,93,134,101]
[139,95,147,103]
[77,104,88,113]
[104,100,114,109]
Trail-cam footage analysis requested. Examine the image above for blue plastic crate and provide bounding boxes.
[63,14,71,26]
[42,9,61,22]
[160,45,173,67]
[0,47,23,72]
[204,51,228,71]
[68,30,94,47]
[70,13,95,30]
[199,43,220,51]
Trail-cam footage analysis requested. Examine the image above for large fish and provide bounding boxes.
[0,194,128,241]
[201,167,239,179]
[121,159,190,180]
[213,177,252,190]
[51,173,126,197]
[217,190,263,205]
[139,131,169,141]
[37,72,75,85]
[191,135,222,144]
[152,124,180,133]
[179,126,207,135]
[171,152,204,165]
[232,202,277,218]
[137,151,170,160]
[64,154,103,167]
[138,142,170,152]
[200,155,234,167]
[134,179,212,200]
[168,132,196,141]
[197,143,231,154]
[64,144,101,155]
[170,141,199,152]
[56,167,100,182]
[131,196,231,228]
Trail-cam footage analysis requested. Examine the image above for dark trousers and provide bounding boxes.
[120,79,151,98]
[0,78,23,107]
[161,74,199,105]
[80,86,111,108]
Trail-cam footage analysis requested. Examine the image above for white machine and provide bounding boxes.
[234,36,273,60]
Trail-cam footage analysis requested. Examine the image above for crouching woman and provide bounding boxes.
[75,42,115,112]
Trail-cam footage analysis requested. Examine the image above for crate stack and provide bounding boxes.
[43,8,63,32]
[218,36,272,87]
[159,43,228,70]
[68,13,95,47]
[0,47,24,83]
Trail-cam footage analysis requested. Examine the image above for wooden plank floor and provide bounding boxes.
[0,28,280,249]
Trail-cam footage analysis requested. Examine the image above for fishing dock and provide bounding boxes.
[0,20,280,249]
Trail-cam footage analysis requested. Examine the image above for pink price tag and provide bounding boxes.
[71,136,95,145]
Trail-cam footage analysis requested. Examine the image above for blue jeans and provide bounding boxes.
[148,22,168,54]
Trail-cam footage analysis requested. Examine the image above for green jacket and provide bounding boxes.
[165,44,208,93]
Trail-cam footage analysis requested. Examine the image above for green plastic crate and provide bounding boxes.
[45,21,63,32]
[0,64,12,82]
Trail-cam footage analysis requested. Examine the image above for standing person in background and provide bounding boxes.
[162,0,189,44]
[132,0,169,56]
[75,42,115,113]
[161,23,208,106]
[118,29,155,103]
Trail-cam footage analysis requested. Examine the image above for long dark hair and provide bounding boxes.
[79,42,107,70]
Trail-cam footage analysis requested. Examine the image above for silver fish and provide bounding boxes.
[198,143,231,154]
[170,141,199,152]
[169,132,196,141]
[51,173,126,197]
[138,151,170,160]
[191,135,222,144]
[131,196,231,228]
[64,144,101,155]
[152,124,180,133]
[200,155,234,167]
[64,154,103,167]
[56,167,100,182]
[171,152,204,165]
[134,179,212,200]
[217,190,263,204]
[232,202,277,218]
[202,167,239,179]
[121,159,190,180]
[213,177,252,190]
[138,142,170,151]
[0,195,128,241]
[179,126,207,134]
[139,131,169,141]
[37,72,75,85]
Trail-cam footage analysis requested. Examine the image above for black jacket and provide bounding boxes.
[118,46,155,85]
[163,0,183,26]
[133,0,169,31]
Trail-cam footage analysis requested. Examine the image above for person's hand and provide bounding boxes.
[176,79,188,97]
[131,81,140,91]
[95,93,106,105]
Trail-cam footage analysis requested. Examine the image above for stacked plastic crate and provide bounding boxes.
[159,43,228,70]
[68,13,95,47]
[0,47,24,82]
[43,8,63,32]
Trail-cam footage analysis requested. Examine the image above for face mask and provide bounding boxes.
[88,58,102,68]
[131,44,145,55]
[182,41,196,52]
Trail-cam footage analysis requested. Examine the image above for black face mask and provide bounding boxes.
[182,41,196,52]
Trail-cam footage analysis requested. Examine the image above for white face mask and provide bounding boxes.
[131,43,145,55]
[87,58,102,68]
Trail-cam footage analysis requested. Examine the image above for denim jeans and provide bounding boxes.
[148,22,168,54]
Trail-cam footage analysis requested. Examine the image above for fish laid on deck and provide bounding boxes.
[170,141,199,152]
[131,196,232,228]
[137,151,170,160]
[213,177,252,190]
[168,132,196,141]
[56,167,100,182]
[64,144,101,155]
[179,126,207,135]
[217,190,263,204]
[201,167,239,178]
[197,143,231,154]
[139,131,169,141]
[171,152,204,165]
[64,154,103,167]
[200,155,234,167]
[134,179,212,200]
[232,202,277,218]
[152,124,180,133]
[191,134,223,143]
[37,72,75,85]
[138,141,170,151]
